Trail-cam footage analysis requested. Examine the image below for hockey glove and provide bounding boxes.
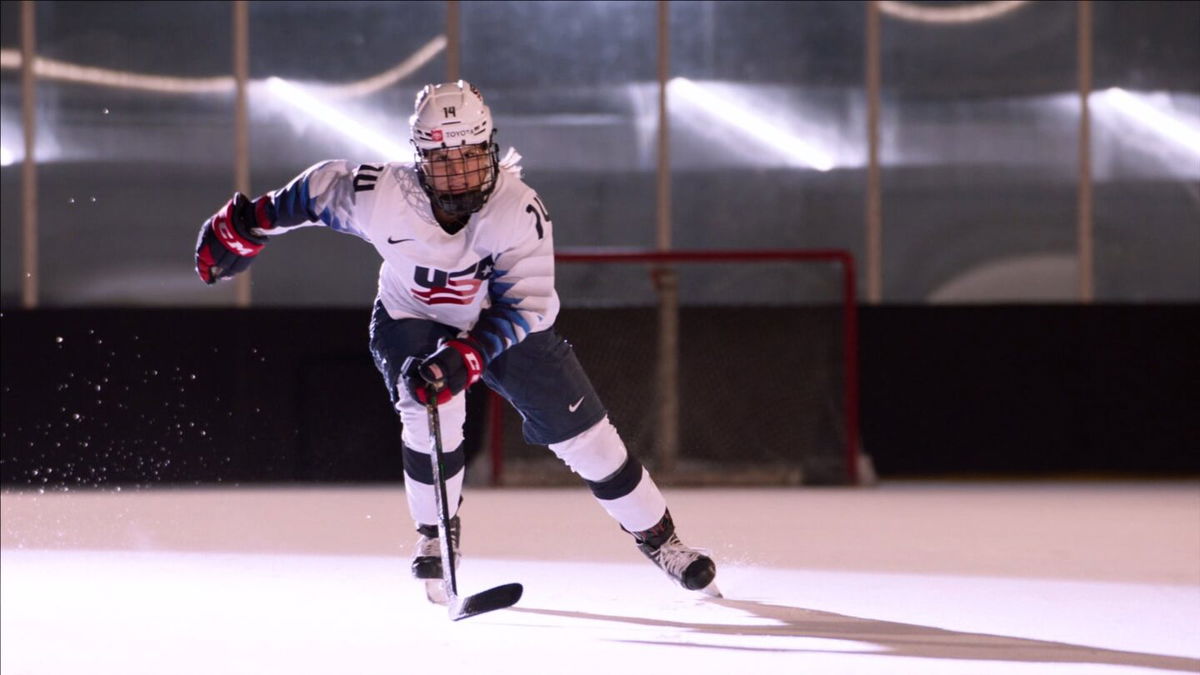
[401,337,487,405]
[195,192,274,285]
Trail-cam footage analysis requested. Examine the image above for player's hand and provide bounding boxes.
[195,192,272,284]
[401,337,486,405]
[401,356,451,405]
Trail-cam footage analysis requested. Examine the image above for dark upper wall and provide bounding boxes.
[3,305,1197,487]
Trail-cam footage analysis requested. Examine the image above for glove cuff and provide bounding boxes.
[252,195,277,234]
[447,338,485,387]
[214,198,266,257]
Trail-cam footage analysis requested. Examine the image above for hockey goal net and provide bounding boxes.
[484,249,864,486]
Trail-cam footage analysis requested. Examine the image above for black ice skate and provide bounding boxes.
[630,510,721,597]
[412,515,460,604]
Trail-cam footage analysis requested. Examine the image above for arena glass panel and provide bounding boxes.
[1091,1,1200,301]
[666,1,867,298]
[459,1,659,260]
[24,1,234,307]
[247,1,447,307]
[0,1,23,306]
[880,1,1081,303]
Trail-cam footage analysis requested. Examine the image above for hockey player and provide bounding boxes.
[194,80,717,599]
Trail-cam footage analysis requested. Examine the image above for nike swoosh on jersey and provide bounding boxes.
[387,237,415,244]
[568,396,585,412]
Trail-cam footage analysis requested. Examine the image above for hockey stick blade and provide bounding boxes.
[449,582,524,621]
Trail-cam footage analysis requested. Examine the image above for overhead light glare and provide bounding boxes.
[878,1,1029,25]
[0,35,444,99]
[670,78,834,172]
[1105,88,1200,157]
[266,77,408,159]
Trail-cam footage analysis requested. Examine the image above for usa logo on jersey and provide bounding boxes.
[411,255,495,305]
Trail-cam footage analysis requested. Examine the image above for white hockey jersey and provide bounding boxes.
[263,155,560,362]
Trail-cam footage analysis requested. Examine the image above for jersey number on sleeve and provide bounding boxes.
[524,196,550,240]
[353,164,384,193]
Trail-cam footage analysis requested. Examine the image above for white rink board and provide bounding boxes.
[3,482,1199,675]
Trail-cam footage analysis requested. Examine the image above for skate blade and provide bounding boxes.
[698,582,723,598]
[424,579,450,605]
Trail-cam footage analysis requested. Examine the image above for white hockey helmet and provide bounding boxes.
[410,81,500,219]
[410,80,494,150]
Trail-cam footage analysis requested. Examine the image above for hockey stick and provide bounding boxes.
[425,385,523,621]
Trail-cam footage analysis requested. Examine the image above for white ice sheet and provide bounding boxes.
[3,482,1198,675]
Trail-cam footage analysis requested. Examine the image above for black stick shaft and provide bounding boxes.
[426,390,458,598]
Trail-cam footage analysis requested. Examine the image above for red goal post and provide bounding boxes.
[487,248,862,486]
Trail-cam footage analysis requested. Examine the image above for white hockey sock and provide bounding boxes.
[549,416,626,480]
[550,417,668,533]
[404,469,464,528]
[395,388,467,452]
[595,467,668,533]
[393,377,468,528]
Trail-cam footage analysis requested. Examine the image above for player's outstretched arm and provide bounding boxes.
[194,160,370,285]
[194,192,275,284]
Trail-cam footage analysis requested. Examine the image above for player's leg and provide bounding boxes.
[368,301,467,582]
[482,328,717,592]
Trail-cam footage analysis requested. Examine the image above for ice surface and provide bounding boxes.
[2,482,1198,674]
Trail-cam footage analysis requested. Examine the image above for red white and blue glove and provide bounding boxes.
[195,192,274,285]
[401,337,487,405]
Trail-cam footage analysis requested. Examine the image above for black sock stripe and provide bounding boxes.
[403,443,465,485]
[586,454,644,500]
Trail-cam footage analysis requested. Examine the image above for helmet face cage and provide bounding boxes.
[409,81,500,218]
[414,137,500,218]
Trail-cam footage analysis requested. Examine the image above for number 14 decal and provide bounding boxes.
[525,196,550,239]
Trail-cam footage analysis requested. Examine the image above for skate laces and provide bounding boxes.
[415,533,441,558]
[649,534,706,578]
[414,516,460,559]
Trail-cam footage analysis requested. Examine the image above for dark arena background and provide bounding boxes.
[2,2,1198,674]
[2,303,1197,486]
